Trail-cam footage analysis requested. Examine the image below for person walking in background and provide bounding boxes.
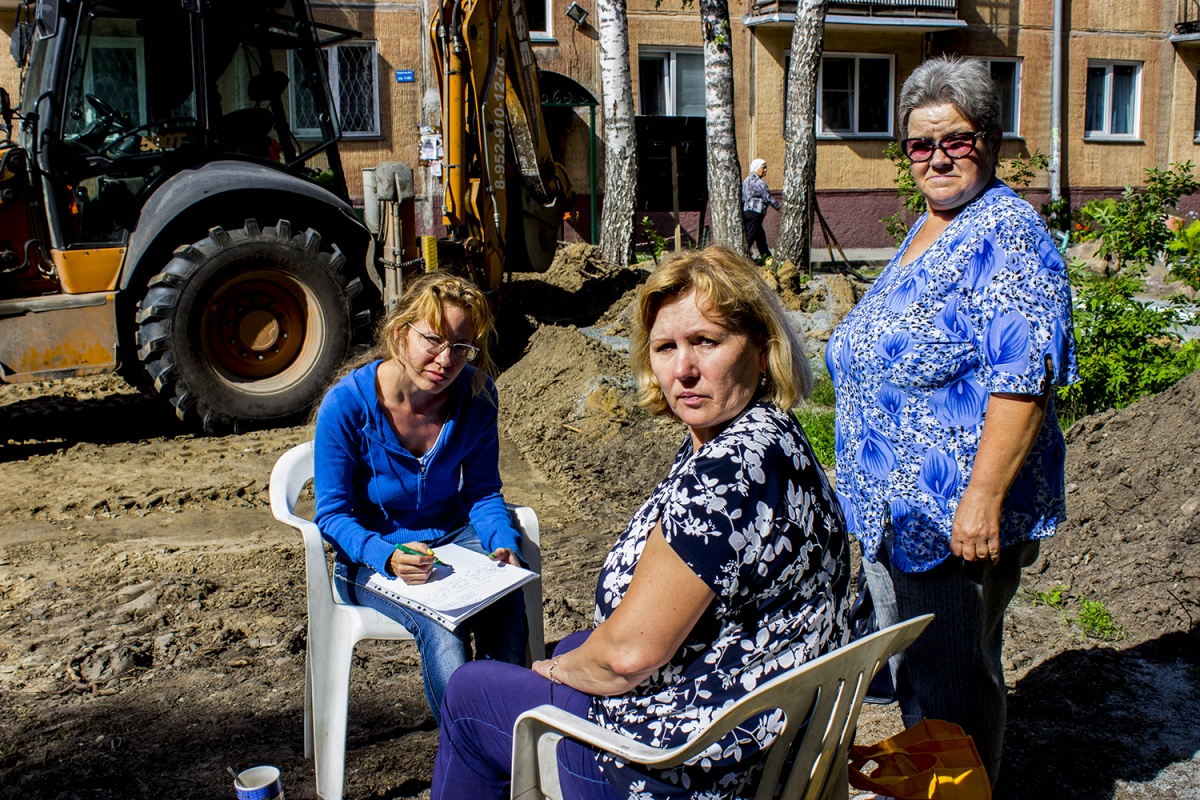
[826,55,1079,786]
[742,158,780,259]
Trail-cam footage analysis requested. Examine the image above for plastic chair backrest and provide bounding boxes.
[511,614,933,800]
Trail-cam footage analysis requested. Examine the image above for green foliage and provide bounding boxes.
[1040,196,1072,234]
[1058,260,1200,418]
[794,406,836,467]
[998,149,1048,192]
[808,368,836,407]
[1072,597,1125,641]
[1087,162,1199,274]
[1071,198,1114,243]
[1165,218,1200,292]
[1031,585,1069,611]
[639,216,668,263]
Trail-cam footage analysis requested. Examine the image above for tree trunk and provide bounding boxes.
[597,0,638,266]
[776,0,827,269]
[700,0,747,257]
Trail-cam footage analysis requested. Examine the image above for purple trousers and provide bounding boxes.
[431,631,620,800]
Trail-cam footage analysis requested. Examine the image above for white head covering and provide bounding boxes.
[749,158,766,176]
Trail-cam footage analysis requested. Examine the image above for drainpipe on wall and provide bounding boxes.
[1049,0,1064,203]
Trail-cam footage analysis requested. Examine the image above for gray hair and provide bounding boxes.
[897,56,1001,140]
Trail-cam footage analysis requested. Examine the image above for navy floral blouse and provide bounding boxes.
[825,179,1079,574]
[589,401,851,800]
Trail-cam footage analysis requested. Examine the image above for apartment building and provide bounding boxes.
[2,0,1199,248]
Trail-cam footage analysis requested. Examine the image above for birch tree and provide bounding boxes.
[775,0,827,267]
[699,0,747,256]
[598,0,638,266]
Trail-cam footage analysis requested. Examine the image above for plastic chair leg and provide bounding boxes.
[304,640,315,760]
[311,630,356,800]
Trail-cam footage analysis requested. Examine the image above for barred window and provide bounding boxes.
[292,41,380,139]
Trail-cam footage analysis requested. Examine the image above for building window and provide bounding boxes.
[1193,69,1200,142]
[292,41,380,138]
[1085,60,1141,139]
[985,58,1021,136]
[817,54,893,137]
[638,49,705,117]
[526,0,550,39]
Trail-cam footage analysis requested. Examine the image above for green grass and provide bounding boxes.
[1073,597,1125,641]
[809,369,836,407]
[795,406,836,467]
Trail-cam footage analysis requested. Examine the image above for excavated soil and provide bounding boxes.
[0,245,1197,799]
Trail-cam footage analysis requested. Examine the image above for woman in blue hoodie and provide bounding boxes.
[313,272,526,723]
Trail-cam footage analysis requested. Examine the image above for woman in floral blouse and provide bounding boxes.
[826,56,1078,785]
[431,246,851,800]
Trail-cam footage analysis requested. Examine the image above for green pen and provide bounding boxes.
[395,543,444,566]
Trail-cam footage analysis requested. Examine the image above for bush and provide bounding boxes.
[1058,262,1200,419]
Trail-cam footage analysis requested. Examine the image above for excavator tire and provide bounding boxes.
[135,219,366,433]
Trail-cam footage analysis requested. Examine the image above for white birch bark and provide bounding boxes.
[700,0,747,256]
[775,0,827,268]
[597,0,638,266]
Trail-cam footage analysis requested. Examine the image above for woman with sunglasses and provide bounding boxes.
[313,272,527,724]
[826,56,1078,787]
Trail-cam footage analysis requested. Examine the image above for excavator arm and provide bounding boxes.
[430,0,571,292]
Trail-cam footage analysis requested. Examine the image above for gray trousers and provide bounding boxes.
[862,538,1039,785]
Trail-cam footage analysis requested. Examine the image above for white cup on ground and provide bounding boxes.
[234,765,284,800]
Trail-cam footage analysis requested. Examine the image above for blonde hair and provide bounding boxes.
[376,272,497,396]
[630,245,812,416]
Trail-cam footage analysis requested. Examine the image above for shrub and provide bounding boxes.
[1058,262,1200,418]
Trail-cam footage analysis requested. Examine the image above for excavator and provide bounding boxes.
[426,0,572,293]
[0,0,571,432]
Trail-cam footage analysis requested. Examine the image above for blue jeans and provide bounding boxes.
[334,524,528,725]
[863,537,1039,785]
[431,631,619,800]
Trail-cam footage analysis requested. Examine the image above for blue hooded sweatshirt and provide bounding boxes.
[313,359,521,576]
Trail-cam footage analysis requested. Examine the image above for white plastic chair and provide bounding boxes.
[270,440,545,800]
[510,614,933,800]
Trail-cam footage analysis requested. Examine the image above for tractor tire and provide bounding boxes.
[135,219,367,433]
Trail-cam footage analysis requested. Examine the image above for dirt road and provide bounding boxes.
[1,256,1197,799]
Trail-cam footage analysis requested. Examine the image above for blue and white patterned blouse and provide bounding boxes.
[589,401,851,800]
[825,179,1079,574]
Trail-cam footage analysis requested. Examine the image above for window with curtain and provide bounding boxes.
[814,53,893,136]
[985,58,1021,135]
[1084,60,1141,139]
[638,50,705,117]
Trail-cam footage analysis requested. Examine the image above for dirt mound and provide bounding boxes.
[1026,370,1200,640]
[497,324,680,518]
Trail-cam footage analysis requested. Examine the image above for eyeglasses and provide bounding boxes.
[900,131,984,163]
[407,323,480,362]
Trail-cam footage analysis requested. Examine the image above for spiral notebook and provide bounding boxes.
[363,543,538,632]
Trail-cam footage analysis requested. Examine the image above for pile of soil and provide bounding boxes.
[1,243,1197,799]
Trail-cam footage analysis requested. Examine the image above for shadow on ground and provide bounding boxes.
[999,626,1200,798]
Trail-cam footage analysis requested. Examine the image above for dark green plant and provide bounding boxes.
[1058,260,1200,418]
[808,369,836,407]
[998,149,1048,192]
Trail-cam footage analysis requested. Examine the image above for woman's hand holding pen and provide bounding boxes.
[388,542,437,584]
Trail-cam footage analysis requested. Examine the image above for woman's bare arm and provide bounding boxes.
[532,524,714,696]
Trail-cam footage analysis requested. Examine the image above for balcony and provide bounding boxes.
[745,0,963,32]
[1177,0,1200,37]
